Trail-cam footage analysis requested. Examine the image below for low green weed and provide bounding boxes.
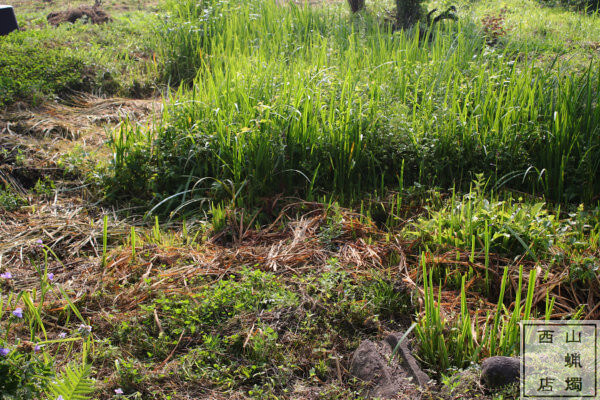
[33,177,55,199]
[147,268,297,336]
[365,279,409,319]
[407,179,563,261]
[57,145,95,178]
[0,36,87,106]
[0,186,27,211]
[0,11,160,106]
[179,330,295,393]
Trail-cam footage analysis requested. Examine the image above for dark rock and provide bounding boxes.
[384,332,431,387]
[480,356,520,388]
[350,340,399,398]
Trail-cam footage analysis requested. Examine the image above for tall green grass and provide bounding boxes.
[107,0,600,213]
[415,257,549,371]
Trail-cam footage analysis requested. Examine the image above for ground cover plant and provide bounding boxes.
[1,0,599,398]
[1,196,598,399]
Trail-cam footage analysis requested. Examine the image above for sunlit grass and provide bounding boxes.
[108,0,600,213]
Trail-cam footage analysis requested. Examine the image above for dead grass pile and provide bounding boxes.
[1,186,598,340]
[47,5,111,26]
[0,198,128,291]
[1,94,161,141]
[2,195,597,323]
[403,247,600,324]
[0,94,161,195]
[101,203,407,311]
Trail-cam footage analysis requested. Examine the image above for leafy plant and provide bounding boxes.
[47,363,95,400]
[0,247,95,399]
[481,10,508,45]
[33,177,55,199]
[0,351,53,399]
[407,177,564,261]
[0,186,27,211]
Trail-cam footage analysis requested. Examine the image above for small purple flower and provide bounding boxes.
[34,344,41,352]
[35,239,43,247]
[0,348,10,356]
[78,324,92,336]
[115,388,124,395]
[12,308,23,318]
[47,273,54,281]
[0,272,12,279]
[58,332,67,338]
[57,396,65,400]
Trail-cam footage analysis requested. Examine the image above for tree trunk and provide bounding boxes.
[347,0,365,13]
[395,0,423,29]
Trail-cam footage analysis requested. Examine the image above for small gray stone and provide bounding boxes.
[350,340,395,393]
[480,356,520,388]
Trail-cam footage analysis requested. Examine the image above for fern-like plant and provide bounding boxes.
[47,363,95,400]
